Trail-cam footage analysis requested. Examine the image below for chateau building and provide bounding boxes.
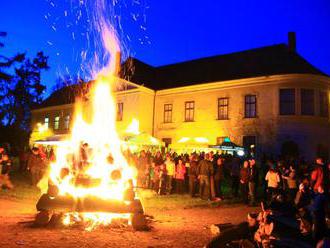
[31,33,330,160]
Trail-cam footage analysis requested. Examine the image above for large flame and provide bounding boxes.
[40,24,137,230]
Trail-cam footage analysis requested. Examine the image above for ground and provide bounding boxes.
[0,176,260,248]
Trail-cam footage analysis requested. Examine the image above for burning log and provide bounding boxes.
[36,194,144,214]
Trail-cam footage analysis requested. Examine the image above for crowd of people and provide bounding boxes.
[0,144,329,241]
[130,149,330,242]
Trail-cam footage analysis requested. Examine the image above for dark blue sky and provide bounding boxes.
[1,0,330,95]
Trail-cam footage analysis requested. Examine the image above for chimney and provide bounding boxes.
[114,51,121,75]
[288,32,296,52]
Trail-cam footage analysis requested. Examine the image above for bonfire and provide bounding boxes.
[35,22,145,231]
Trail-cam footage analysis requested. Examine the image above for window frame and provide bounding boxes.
[163,104,173,123]
[218,97,229,120]
[64,114,70,130]
[279,88,296,115]
[301,89,315,116]
[244,95,257,118]
[44,116,49,128]
[184,101,195,122]
[54,116,60,130]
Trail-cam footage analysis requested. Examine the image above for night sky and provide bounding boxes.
[1,0,330,95]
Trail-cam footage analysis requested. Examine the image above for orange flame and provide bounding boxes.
[41,24,137,230]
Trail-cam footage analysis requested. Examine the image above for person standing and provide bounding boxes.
[152,151,164,193]
[248,159,258,206]
[188,154,199,197]
[308,186,328,242]
[265,164,280,202]
[240,161,250,204]
[197,153,214,200]
[231,156,241,198]
[27,147,45,186]
[282,165,297,203]
[164,153,175,194]
[137,150,150,188]
[310,157,324,193]
[214,157,224,200]
[158,162,167,195]
[175,158,186,194]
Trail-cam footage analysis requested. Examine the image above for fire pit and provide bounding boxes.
[35,183,146,230]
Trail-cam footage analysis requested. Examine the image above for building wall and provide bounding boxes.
[31,87,155,137]
[31,74,330,160]
[154,74,330,160]
[115,88,155,135]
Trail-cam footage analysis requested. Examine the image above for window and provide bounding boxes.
[279,89,295,115]
[54,116,60,130]
[64,115,70,130]
[245,95,257,118]
[44,117,49,128]
[320,91,329,117]
[301,89,314,115]
[163,104,172,123]
[218,98,229,120]
[116,102,124,121]
[184,101,194,122]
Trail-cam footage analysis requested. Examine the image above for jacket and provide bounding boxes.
[175,164,186,180]
[198,159,214,177]
[265,171,280,188]
[240,168,249,184]
[27,153,45,172]
[165,159,175,176]
[189,160,199,177]
[311,165,324,192]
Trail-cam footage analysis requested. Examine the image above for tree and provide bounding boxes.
[1,52,49,129]
[0,33,49,150]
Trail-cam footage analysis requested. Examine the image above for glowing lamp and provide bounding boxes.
[194,137,209,143]
[178,137,190,143]
[237,150,245,156]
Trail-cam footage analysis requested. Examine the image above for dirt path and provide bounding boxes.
[0,198,259,248]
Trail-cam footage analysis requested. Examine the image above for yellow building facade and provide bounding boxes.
[31,73,330,160]
[31,39,330,160]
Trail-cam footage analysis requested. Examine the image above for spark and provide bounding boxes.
[51,25,57,31]
[64,10,68,17]
[133,0,140,5]
[47,41,53,45]
[131,13,139,21]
